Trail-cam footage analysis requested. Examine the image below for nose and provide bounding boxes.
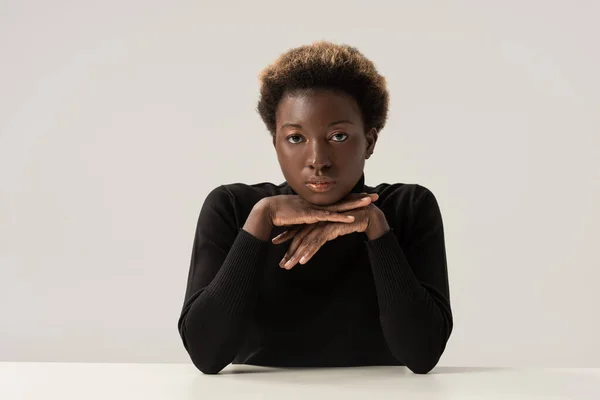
[306,139,331,171]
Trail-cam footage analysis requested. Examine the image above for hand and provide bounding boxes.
[265,192,379,227]
[272,197,387,269]
[243,192,377,241]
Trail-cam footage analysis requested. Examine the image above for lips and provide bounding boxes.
[306,176,335,185]
[305,176,336,193]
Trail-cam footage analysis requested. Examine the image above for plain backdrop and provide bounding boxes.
[1,0,599,367]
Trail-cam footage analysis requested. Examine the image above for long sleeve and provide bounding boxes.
[365,187,453,374]
[177,186,269,374]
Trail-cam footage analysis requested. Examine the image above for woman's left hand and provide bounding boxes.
[272,204,387,269]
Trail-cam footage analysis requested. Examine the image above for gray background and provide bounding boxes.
[1,0,599,367]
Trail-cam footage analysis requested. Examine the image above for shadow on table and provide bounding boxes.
[430,366,512,375]
[217,365,512,376]
[187,366,443,399]
[186,365,512,397]
[219,365,410,375]
[188,365,415,390]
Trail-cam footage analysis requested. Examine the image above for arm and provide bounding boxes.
[177,186,271,374]
[365,187,453,374]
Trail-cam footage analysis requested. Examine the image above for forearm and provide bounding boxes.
[178,229,269,374]
[366,230,453,374]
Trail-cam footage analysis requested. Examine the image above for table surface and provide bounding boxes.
[1,362,599,400]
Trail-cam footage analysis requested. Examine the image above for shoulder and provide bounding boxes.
[200,181,286,227]
[205,181,284,205]
[220,181,285,198]
[367,181,441,232]
[367,181,435,209]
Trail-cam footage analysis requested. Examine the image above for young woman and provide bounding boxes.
[178,41,453,375]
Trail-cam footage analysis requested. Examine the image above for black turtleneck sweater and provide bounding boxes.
[177,175,453,374]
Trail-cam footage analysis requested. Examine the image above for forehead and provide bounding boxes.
[275,89,363,127]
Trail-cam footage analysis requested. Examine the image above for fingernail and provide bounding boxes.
[284,259,292,268]
[300,255,306,264]
[347,215,355,219]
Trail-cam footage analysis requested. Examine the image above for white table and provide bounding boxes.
[1,362,599,400]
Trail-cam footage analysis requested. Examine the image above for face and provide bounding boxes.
[273,89,378,206]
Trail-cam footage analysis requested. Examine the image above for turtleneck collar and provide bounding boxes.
[282,173,366,196]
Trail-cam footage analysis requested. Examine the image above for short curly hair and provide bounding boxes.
[257,40,389,135]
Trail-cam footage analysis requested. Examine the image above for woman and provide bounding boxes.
[178,41,453,375]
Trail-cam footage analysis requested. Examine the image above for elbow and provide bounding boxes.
[384,295,453,375]
[387,324,451,375]
[181,330,228,375]
[390,344,442,374]
[405,357,439,374]
[193,358,227,375]
[178,318,231,375]
[402,331,450,374]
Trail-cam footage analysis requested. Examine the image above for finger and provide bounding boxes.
[332,192,374,201]
[272,210,353,227]
[283,225,323,269]
[271,230,292,244]
[283,236,317,269]
[309,210,356,224]
[280,224,318,267]
[271,227,300,244]
[321,193,379,213]
[277,210,354,226]
[299,224,340,264]
[352,192,379,201]
[298,232,329,265]
[287,222,337,268]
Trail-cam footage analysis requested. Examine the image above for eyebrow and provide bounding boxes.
[279,120,354,130]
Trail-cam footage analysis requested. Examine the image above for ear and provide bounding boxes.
[365,128,378,159]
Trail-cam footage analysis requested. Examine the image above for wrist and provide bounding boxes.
[242,198,273,241]
[255,197,273,222]
[365,207,389,241]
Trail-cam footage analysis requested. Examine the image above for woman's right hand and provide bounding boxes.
[243,193,378,241]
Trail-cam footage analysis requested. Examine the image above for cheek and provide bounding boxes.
[274,142,288,162]
[276,147,303,176]
[340,142,367,165]
[278,146,304,164]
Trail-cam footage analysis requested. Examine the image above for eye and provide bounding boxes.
[286,134,305,144]
[331,133,349,142]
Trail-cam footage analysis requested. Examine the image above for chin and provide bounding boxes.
[302,191,345,206]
